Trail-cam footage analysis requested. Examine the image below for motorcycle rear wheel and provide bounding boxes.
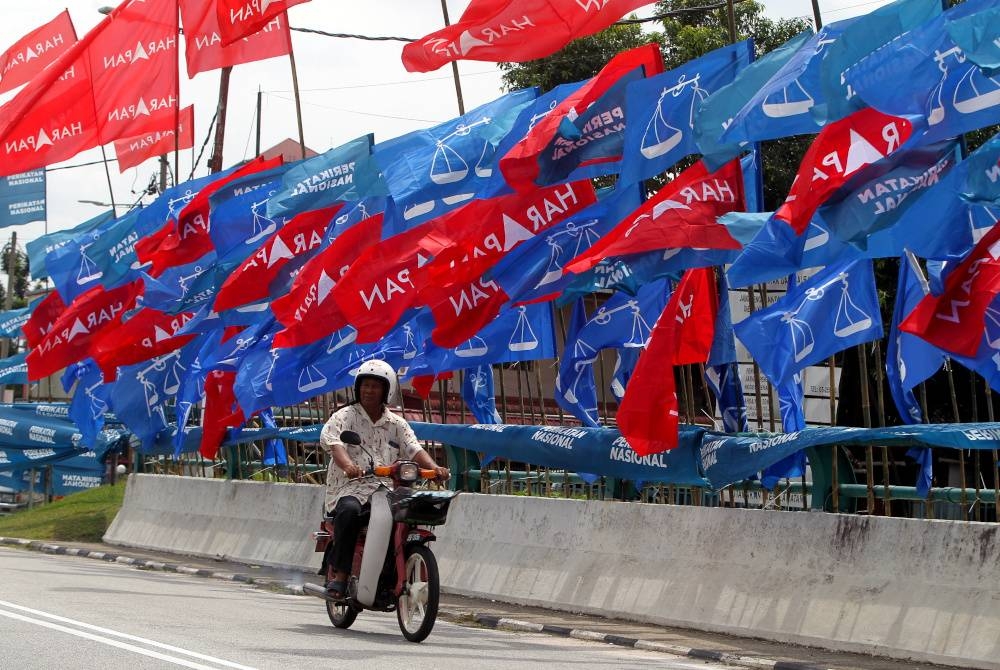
[325,565,359,629]
[396,544,439,642]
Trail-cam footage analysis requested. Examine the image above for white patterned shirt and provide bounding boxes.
[320,403,425,513]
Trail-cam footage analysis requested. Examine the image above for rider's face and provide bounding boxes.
[359,378,385,411]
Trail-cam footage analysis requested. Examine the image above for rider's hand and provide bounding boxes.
[434,466,450,483]
[343,463,364,479]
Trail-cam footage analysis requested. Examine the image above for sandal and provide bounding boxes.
[325,580,347,599]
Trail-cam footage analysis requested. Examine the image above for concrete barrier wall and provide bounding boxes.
[106,474,1000,669]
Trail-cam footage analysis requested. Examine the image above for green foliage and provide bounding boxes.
[499,22,655,93]
[0,242,29,309]
[0,482,125,542]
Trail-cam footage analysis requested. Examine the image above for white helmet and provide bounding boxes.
[353,359,398,405]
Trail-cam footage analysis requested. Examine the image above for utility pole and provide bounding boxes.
[1,231,16,402]
[439,0,466,115]
[209,66,233,173]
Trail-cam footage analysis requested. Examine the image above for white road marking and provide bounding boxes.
[0,599,256,670]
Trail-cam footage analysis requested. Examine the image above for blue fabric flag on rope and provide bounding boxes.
[761,373,807,489]
[845,0,993,144]
[489,183,644,305]
[610,346,641,402]
[208,164,293,264]
[735,259,883,386]
[946,6,1000,71]
[267,134,388,218]
[695,30,814,169]
[0,169,46,227]
[0,352,27,385]
[888,255,946,425]
[140,254,219,314]
[110,349,185,452]
[620,41,752,185]
[461,364,502,424]
[27,210,113,281]
[906,446,934,497]
[405,303,556,377]
[555,298,599,427]
[820,0,942,123]
[60,359,109,449]
[0,305,31,337]
[723,22,858,145]
[259,407,288,467]
[705,363,749,433]
[373,88,536,227]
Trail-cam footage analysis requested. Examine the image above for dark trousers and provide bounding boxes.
[330,496,368,575]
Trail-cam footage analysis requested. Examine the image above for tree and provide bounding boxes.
[0,241,30,309]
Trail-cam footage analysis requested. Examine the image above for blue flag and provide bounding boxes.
[821,0,942,122]
[27,210,113,280]
[0,305,30,337]
[946,6,1000,71]
[888,255,945,425]
[0,169,45,227]
[208,164,293,263]
[906,446,934,497]
[461,364,502,424]
[610,346,641,402]
[405,303,556,377]
[705,363,749,433]
[267,134,387,218]
[761,374,807,489]
[258,407,287,467]
[373,88,536,226]
[734,259,883,386]
[555,298,598,426]
[621,41,752,185]
[694,30,814,169]
[723,23,859,144]
[61,359,109,448]
[489,183,644,304]
[845,0,992,144]
[110,349,184,451]
[0,352,27,385]
[140,254,219,314]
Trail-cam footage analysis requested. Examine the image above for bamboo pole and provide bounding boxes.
[859,346,875,513]
[945,361,969,520]
[872,342,891,516]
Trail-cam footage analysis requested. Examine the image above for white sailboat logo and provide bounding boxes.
[761,78,814,118]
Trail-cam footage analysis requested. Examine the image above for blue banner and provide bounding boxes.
[845,0,992,144]
[622,41,752,185]
[735,259,883,386]
[109,350,184,451]
[0,169,45,227]
[0,305,31,337]
[374,89,536,227]
[207,164,293,264]
[461,365,502,424]
[0,352,27,385]
[555,298,599,426]
[411,421,709,486]
[61,359,110,449]
[27,210,113,280]
[267,134,387,218]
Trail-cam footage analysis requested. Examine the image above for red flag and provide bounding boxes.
[328,220,436,345]
[427,279,510,349]
[114,106,195,172]
[419,180,597,290]
[0,0,179,176]
[775,107,912,234]
[564,159,745,276]
[23,291,67,349]
[26,282,141,381]
[139,155,282,275]
[618,268,717,456]
[0,10,77,94]
[91,308,197,380]
[180,0,291,77]
[271,213,383,349]
[215,204,342,311]
[215,0,310,46]
[499,44,663,191]
[410,371,453,400]
[200,370,244,459]
[900,224,1000,357]
[403,0,653,73]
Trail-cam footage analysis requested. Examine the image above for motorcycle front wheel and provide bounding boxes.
[325,564,359,629]
[396,544,439,642]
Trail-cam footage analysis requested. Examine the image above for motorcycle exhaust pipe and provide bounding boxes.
[303,582,336,600]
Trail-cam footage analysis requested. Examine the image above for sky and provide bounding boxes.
[0,0,894,277]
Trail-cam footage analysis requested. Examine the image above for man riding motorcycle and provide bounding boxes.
[319,360,449,599]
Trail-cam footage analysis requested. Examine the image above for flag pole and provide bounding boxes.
[439,0,466,115]
[100,146,118,218]
[285,21,306,159]
[209,66,233,173]
[174,0,180,183]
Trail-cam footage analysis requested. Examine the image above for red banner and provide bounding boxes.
[271,213,384,349]
[114,106,195,172]
[403,0,652,72]
[91,308,197,380]
[215,204,343,312]
[180,0,290,77]
[901,223,1000,357]
[775,107,912,234]
[26,282,141,381]
[564,159,745,276]
[0,10,77,95]
[499,44,663,192]
[23,291,67,349]
[200,370,243,459]
[618,268,717,456]
[215,0,310,46]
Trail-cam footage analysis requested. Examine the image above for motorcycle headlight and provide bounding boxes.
[398,462,420,483]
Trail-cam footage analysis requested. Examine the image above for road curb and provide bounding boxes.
[0,536,827,670]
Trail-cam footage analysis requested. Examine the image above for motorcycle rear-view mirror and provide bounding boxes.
[340,430,362,446]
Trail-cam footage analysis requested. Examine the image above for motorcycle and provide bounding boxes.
[304,430,459,642]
